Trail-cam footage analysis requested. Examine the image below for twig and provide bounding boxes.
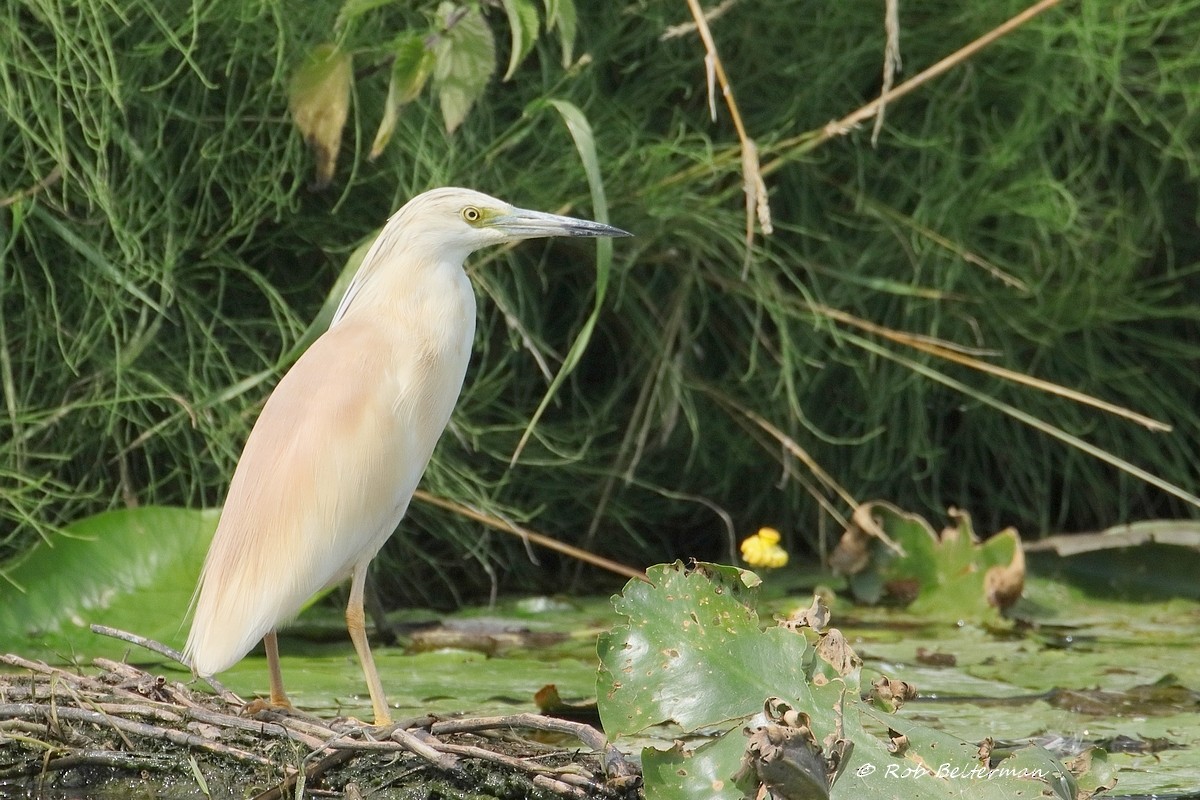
[810,302,1173,432]
[0,654,133,704]
[0,165,63,208]
[431,713,608,750]
[661,0,737,39]
[429,738,625,798]
[0,750,175,780]
[436,739,581,779]
[873,0,902,145]
[657,0,1064,194]
[532,774,593,800]
[61,680,136,750]
[413,489,647,582]
[89,624,240,703]
[765,0,1064,170]
[0,719,66,741]
[186,706,308,739]
[1,658,634,797]
[0,703,274,767]
[389,726,462,772]
[268,711,345,744]
[1,653,74,675]
[91,703,183,723]
[682,0,772,272]
[89,624,188,666]
[429,713,639,780]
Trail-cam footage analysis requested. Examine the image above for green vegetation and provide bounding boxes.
[831,502,1025,618]
[597,562,1108,799]
[3,0,1199,603]
[0,507,215,657]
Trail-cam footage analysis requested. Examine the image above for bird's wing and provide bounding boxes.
[186,318,455,674]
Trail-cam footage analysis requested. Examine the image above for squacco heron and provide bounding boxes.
[185,187,629,724]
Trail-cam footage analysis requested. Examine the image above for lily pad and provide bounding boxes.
[641,730,750,800]
[0,506,216,661]
[597,562,813,738]
[1025,520,1200,601]
[597,562,1085,799]
[830,502,1024,619]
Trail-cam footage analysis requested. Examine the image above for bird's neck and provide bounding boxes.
[332,233,475,326]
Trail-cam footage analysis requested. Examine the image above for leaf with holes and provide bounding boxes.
[596,562,1085,799]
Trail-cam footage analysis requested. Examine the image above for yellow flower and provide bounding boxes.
[740,527,789,569]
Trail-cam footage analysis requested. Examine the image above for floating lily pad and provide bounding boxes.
[830,502,1024,619]
[597,562,1083,799]
[0,506,216,661]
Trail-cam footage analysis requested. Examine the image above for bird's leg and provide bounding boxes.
[241,630,296,716]
[348,561,392,725]
[264,630,293,709]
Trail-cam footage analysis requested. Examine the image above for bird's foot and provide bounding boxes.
[241,696,302,718]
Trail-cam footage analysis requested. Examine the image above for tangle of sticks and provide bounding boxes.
[0,626,640,799]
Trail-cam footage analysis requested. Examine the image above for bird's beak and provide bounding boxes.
[493,207,632,240]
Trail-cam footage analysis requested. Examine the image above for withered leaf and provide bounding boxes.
[886,727,909,755]
[288,43,352,188]
[783,595,830,633]
[869,676,918,712]
[815,628,862,677]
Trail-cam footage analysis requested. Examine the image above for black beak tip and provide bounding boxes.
[575,223,632,238]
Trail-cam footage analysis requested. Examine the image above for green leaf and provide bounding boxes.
[370,32,436,160]
[501,0,540,80]
[510,99,618,465]
[0,507,217,661]
[597,562,815,738]
[433,2,496,134]
[597,562,1083,800]
[392,31,437,105]
[642,733,748,800]
[544,0,577,66]
[838,503,1025,620]
[370,79,402,162]
[849,706,1078,800]
[335,0,397,30]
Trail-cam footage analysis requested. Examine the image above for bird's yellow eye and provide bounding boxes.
[462,206,482,224]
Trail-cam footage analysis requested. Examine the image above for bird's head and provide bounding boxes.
[331,187,630,323]
[388,187,631,262]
